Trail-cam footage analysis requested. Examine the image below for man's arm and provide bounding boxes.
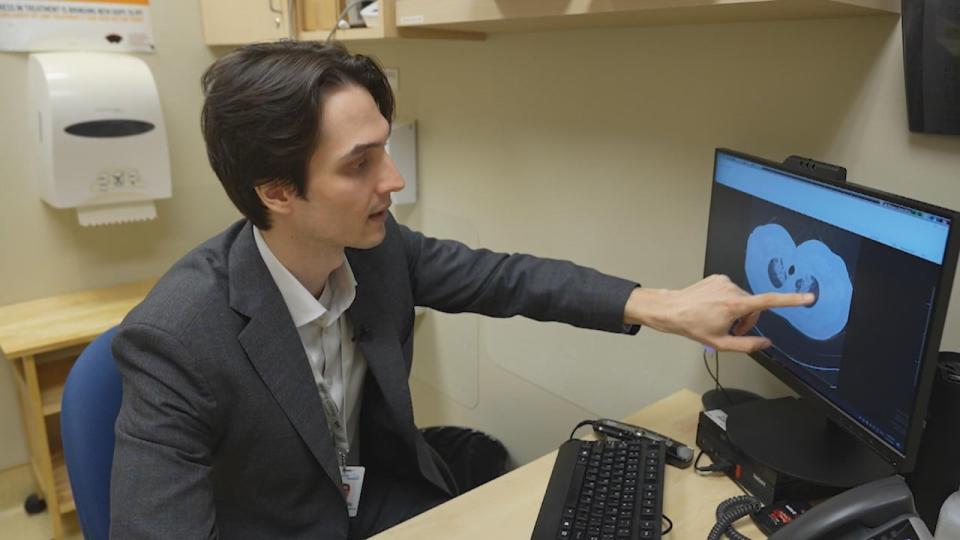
[397,223,638,335]
[396,222,812,352]
[110,323,220,539]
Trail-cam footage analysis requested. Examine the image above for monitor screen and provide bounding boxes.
[704,149,957,465]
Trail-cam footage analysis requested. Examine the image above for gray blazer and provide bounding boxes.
[110,216,638,539]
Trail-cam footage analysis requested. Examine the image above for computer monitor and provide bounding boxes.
[703,149,960,486]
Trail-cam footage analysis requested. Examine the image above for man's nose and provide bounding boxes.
[381,156,406,194]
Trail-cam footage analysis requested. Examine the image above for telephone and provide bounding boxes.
[767,476,932,540]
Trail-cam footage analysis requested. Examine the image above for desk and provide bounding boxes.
[0,279,154,540]
[374,389,761,539]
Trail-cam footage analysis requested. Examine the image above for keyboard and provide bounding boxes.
[531,439,666,540]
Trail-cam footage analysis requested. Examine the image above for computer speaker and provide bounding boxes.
[902,0,960,135]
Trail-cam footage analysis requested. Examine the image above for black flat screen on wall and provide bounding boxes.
[902,0,960,135]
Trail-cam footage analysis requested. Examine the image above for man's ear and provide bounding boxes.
[254,180,296,216]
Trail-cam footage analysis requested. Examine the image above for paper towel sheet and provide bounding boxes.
[77,201,157,226]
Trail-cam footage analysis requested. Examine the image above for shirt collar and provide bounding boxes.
[253,226,357,329]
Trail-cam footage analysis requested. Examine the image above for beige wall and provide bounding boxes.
[0,1,235,470]
[2,6,959,471]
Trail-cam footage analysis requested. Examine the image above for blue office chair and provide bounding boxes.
[61,326,121,540]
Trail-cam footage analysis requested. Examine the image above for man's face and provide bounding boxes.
[288,84,404,250]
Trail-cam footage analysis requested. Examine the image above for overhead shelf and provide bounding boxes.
[395,0,900,35]
[298,25,484,42]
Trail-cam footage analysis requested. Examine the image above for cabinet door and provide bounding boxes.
[200,0,291,45]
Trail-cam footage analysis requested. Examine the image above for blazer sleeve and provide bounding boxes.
[396,222,640,334]
[110,322,220,539]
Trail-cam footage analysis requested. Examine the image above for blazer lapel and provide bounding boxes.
[344,261,415,439]
[228,222,343,488]
[346,250,452,496]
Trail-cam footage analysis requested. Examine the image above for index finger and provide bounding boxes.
[738,292,815,313]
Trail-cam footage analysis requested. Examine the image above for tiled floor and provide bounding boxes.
[0,465,82,540]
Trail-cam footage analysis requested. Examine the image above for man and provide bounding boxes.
[110,41,811,539]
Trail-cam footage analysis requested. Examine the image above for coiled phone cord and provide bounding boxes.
[707,495,763,540]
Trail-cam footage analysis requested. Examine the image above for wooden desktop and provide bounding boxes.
[373,389,762,539]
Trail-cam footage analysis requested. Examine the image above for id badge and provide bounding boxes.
[341,466,365,517]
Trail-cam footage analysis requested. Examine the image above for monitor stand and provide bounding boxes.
[701,387,762,411]
[725,397,894,488]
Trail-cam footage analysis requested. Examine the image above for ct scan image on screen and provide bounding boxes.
[743,203,861,389]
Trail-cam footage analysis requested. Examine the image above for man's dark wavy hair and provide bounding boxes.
[200,41,394,229]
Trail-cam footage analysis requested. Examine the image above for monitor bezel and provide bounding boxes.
[706,148,960,472]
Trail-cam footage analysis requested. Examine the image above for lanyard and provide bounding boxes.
[315,316,351,469]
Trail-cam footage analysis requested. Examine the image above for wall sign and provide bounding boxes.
[0,0,154,52]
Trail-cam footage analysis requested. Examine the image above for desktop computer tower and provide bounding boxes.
[902,0,960,135]
[908,352,960,530]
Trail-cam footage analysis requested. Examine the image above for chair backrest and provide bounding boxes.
[61,326,121,540]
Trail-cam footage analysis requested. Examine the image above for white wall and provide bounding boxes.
[1,7,958,472]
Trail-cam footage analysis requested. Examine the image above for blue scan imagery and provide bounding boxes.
[745,224,853,340]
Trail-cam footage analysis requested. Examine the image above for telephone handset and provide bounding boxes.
[768,476,932,540]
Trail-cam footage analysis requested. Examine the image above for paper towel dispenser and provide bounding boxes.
[27,52,171,226]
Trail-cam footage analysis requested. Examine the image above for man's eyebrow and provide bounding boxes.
[339,141,386,163]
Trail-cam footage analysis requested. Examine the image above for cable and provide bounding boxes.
[707,495,763,540]
[694,450,733,475]
[703,348,734,406]
[568,419,596,441]
[324,0,363,44]
[661,514,673,534]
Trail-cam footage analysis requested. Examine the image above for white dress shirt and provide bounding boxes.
[253,227,367,463]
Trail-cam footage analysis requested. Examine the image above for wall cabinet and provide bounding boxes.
[298,0,483,42]
[0,280,154,540]
[199,0,482,44]
[200,0,293,45]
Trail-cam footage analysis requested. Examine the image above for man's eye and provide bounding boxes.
[352,159,368,171]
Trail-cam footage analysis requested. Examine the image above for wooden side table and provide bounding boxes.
[0,279,154,540]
